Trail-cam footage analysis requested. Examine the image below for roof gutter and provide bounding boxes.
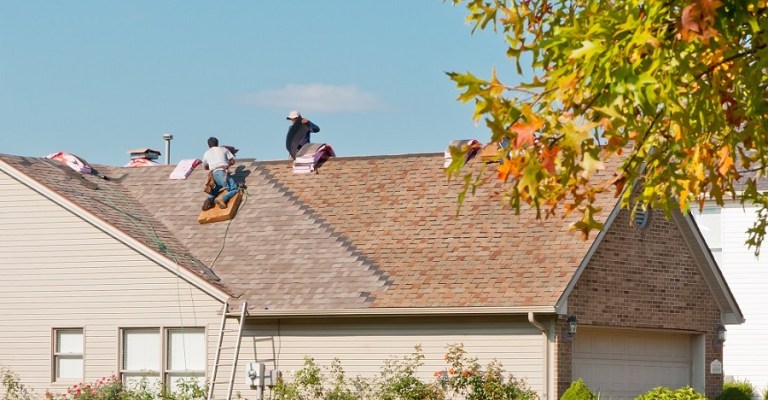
[0,160,231,303]
[243,306,557,319]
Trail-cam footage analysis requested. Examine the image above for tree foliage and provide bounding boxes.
[447,0,768,253]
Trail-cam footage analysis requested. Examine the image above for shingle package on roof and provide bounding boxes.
[292,143,335,174]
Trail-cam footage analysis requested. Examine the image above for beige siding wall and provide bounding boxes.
[0,173,224,395]
[218,316,546,399]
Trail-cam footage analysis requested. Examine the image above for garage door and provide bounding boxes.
[573,328,692,399]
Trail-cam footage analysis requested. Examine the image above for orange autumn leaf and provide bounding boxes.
[498,157,514,182]
[717,145,734,176]
[511,120,541,147]
[681,0,722,43]
[540,145,560,173]
[511,107,545,148]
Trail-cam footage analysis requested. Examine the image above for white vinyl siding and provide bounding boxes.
[54,329,84,382]
[697,204,768,396]
[0,172,223,392]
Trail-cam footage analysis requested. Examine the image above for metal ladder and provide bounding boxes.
[207,301,247,400]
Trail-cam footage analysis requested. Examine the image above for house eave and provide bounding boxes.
[242,306,558,319]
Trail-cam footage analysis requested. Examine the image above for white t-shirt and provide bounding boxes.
[202,147,234,170]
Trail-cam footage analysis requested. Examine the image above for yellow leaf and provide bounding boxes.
[580,153,605,179]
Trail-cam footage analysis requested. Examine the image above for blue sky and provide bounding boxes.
[0,1,513,166]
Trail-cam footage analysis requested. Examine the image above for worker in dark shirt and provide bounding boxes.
[285,110,320,159]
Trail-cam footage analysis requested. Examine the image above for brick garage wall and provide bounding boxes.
[556,209,723,398]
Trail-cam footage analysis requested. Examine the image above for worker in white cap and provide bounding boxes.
[285,110,320,159]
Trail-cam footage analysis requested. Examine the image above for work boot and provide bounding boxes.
[202,198,214,211]
[215,198,227,209]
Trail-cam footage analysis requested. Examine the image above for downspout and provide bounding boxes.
[528,312,553,400]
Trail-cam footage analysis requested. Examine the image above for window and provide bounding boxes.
[166,329,206,390]
[121,328,205,392]
[54,329,83,382]
[122,328,161,389]
[694,207,723,266]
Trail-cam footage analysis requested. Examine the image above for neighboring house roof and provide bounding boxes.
[0,152,743,321]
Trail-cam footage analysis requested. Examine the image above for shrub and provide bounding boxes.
[271,344,537,400]
[378,346,443,400]
[560,379,596,400]
[2,368,36,400]
[763,386,767,400]
[635,386,706,400]
[440,344,537,400]
[272,357,369,400]
[40,375,207,400]
[717,381,754,400]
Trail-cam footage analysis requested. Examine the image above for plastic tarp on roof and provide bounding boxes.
[124,158,159,168]
[169,159,202,180]
[45,152,93,174]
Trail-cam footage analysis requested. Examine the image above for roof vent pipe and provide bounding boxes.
[162,133,173,165]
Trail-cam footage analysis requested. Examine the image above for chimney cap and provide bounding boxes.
[163,133,173,140]
[127,148,161,160]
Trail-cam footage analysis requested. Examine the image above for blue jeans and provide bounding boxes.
[208,169,239,202]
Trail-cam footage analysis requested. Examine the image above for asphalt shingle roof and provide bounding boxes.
[1,152,620,311]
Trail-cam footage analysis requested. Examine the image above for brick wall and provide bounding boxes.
[556,209,723,398]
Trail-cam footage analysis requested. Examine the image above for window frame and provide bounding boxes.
[694,206,723,265]
[52,328,84,383]
[119,327,206,391]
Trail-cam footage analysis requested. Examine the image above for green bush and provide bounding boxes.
[635,386,706,400]
[2,367,36,400]
[560,379,596,400]
[67,376,206,400]
[763,386,767,400]
[716,381,754,400]
[272,344,537,400]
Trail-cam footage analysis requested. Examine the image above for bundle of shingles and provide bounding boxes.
[292,143,335,174]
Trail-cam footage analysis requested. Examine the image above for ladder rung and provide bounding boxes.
[224,312,245,317]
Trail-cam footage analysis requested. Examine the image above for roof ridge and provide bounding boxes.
[253,152,443,166]
[252,163,393,302]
